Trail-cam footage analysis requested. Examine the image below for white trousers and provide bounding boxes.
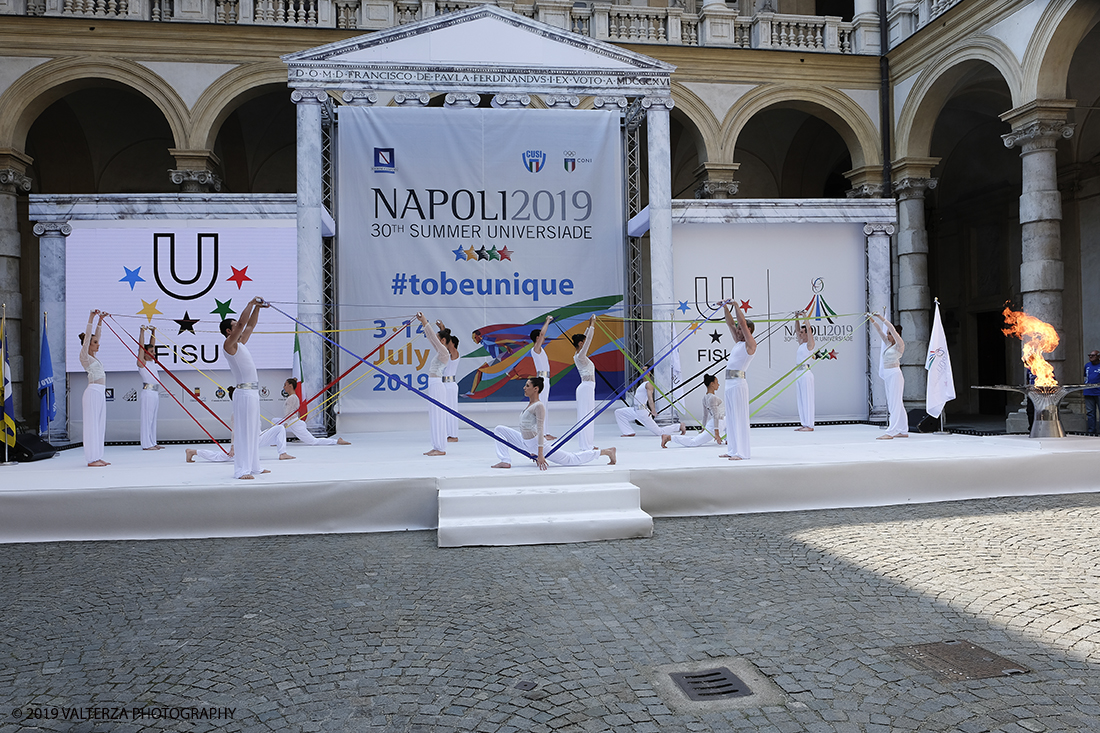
[139,388,159,448]
[427,377,447,451]
[795,371,815,428]
[446,381,459,438]
[493,425,598,466]
[672,418,724,448]
[82,383,106,463]
[882,366,907,435]
[723,378,750,459]
[197,447,230,462]
[197,427,284,463]
[232,389,262,479]
[286,419,338,446]
[575,380,595,450]
[614,406,680,437]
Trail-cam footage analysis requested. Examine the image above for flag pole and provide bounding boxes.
[1,302,15,465]
[44,310,52,446]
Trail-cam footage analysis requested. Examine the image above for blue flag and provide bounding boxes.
[1,315,15,448]
[38,318,55,435]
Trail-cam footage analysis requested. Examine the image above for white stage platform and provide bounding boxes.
[2,424,1098,544]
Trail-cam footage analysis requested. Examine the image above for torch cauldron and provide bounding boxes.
[973,384,1089,438]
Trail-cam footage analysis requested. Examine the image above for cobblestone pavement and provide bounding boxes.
[2,492,1099,733]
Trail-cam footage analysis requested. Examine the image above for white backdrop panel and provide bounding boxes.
[672,222,868,423]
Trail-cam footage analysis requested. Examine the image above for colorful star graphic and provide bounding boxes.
[227,265,252,289]
[452,246,466,261]
[210,298,235,320]
[463,246,477,261]
[475,246,488,261]
[487,246,500,261]
[710,330,722,343]
[828,349,838,360]
[677,301,690,314]
[119,266,145,291]
[174,311,200,335]
[498,246,513,261]
[740,299,752,311]
[137,299,162,323]
[689,321,702,332]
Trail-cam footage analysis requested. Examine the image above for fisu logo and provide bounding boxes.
[153,233,219,301]
[694,276,735,320]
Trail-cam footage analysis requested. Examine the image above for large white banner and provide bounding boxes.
[337,107,626,416]
[672,222,868,423]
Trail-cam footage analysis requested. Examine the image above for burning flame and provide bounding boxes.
[1002,306,1059,387]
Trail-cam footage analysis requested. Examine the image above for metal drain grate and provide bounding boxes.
[668,667,753,701]
[892,640,1030,682]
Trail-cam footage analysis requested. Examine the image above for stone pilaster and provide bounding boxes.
[693,162,740,199]
[292,89,326,433]
[865,222,895,421]
[0,152,33,421]
[1001,100,1076,382]
[168,149,222,193]
[34,220,72,438]
[445,93,481,109]
[644,95,676,405]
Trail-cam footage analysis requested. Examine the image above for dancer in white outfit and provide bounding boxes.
[529,315,556,440]
[137,324,163,450]
[418,312,450,456]
[663,374,725,448]
[869,312,908,439]
[79,309,109,467]
[282,378,350,446]
[436,320,461,442]
[186,391,296,462]
[615,373,683,438]
[221,296,268,479]
[719,300,757,460]
[794,310,816,431]
[571,315,597,451]
[491,377,616,470]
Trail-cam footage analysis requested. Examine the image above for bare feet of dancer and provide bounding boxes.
[425,449,446,456]
[87,459,110,467]
[795,426,814,432]
[185,449,197,463]
[876,434,893,440]
[680,423,687,435]
[447,436,459,443]
[661,435,671,449]
[491,461,510,469]
[143,445,165,450]
[279,452,296,460]
[337,438,351,445]
[601,447,617,465]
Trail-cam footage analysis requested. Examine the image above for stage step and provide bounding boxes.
[437,473,653,547]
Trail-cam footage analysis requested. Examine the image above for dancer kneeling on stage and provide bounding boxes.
[186,386,296,463]
[282,378,350,445]
[663,374,724,449]
[719,299,756,460]
[79,309,110,467]
[492,377,616,470]
[869,311,907,439]
[418,312,451,456]
[137,324,164,450]
[615,370,683,438]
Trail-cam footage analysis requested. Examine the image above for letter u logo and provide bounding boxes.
[694,276,734,319]
[153,233,219,300]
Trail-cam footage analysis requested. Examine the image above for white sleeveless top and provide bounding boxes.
[727,341,754,372]
[140,361,158,386]
[225,342,258,384]
[633,383,649,410]
[531,347,550,374]
[703,391,725,422]
[519,401,546,447]
[443,352,459,378]
[573,325,595,381]
[882,344,901,370]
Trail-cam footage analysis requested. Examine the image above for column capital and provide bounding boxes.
[593,96,628,110]
[445,93,481,108]
[291,89,328,105]
[393,92,431,107]
[0,168,32,194]
[864,223,895,236]
[695,180,740,199]
[543,94,581,109]
[492,93,530,108]
[170,169,223,193]
[33,221,72,237]
[1002,120,1075,151]
[641,95,675,111]
[844,164,885,198]
[847,183,884,199]
[894,177,937,201]
[341,91,378,106]
[692,162,740,199]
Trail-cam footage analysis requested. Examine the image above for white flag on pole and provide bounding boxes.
[925,301,956,418]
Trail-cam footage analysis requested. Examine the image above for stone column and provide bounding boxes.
[693,162,740,199]
[865,223,894,421]
[292,89,327,433]
[168,149,222,193]
[35,220,71,439]
[645,95,676,407]
[1001,101,1076,382]
[0,154,32,420]
[892,159,938,408]
[850,0,880,55]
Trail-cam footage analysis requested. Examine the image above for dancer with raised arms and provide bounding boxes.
[572,315,597,450]
[137,324,163,450]
[663,374,724,449]
[437,319,461,443]
[491,377,616,470]
[79,309,110,467]
[719,299,756,460]
[418,312,451,456]
[794,310,816,432]
[221,296,269,479]
[530,315,556,440]
[615,370,684,439]
[869,311,907,439]
[282,378,350,446]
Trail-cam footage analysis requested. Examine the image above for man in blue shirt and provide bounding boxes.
[1085,350,1100,435]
